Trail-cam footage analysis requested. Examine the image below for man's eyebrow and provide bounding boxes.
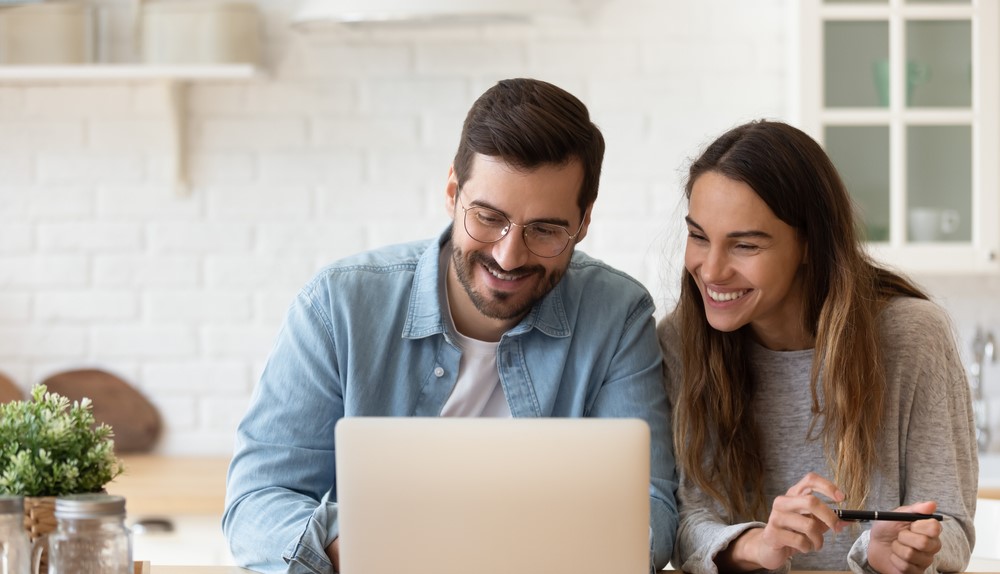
[473,198,572,227]
[684,215,773,240]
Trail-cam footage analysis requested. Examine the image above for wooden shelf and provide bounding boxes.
[0,64,260,82]
[0,64,263,195]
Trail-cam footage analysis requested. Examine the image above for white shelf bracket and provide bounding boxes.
[163,79,189,196]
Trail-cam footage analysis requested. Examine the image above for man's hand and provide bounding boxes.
[868,501,942,574]
[326,537,340,572]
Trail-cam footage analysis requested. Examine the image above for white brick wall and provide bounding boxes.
[0,0,996,456]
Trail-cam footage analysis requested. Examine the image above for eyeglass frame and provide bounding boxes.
[455,192,586,258]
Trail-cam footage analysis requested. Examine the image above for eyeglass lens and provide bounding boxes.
[464,207,572,258]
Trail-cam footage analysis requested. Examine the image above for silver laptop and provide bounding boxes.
[335,417,651,574]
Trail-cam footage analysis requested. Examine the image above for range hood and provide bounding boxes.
[292,0,588,26]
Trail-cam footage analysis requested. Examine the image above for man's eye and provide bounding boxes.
[528,225,561,239]
[475,211,506,226]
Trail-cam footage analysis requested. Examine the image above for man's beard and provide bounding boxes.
[450,245,566,321]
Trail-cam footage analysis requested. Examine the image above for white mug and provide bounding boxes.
[908,207,960,242]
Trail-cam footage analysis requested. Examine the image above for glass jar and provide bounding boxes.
[47,494,132,574]
[0,495,32,574]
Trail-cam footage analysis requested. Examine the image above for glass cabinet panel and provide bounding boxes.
[906,20,971,107]
[824,21,888,107]
[825,126,891,242]
[906,125,971,242]
[802,0,998,271]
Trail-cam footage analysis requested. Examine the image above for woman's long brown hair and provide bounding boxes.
[674,120,928,521]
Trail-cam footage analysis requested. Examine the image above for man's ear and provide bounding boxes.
[574,206,594,244]
[445,165,459,219]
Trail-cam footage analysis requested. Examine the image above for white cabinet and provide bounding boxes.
[797,0,999,273]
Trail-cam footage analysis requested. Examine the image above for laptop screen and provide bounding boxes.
[335,417,651,574]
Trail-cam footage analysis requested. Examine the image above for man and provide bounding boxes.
[223,78,677,573]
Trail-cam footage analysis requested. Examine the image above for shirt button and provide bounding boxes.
[433,367,444,377]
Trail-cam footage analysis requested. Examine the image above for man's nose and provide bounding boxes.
[491,226,530,271]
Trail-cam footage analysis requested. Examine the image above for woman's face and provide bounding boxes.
[684,171,810,351]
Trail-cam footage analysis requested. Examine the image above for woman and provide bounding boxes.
[660,120,977,574]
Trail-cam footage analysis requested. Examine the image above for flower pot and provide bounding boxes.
[23,496,56,574]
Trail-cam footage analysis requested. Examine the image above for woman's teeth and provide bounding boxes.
[707,288,748,302]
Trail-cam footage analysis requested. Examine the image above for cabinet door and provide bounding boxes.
[799,0,999,273]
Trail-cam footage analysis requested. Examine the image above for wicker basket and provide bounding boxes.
[23,496,57,574]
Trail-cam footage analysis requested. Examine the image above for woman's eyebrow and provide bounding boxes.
[684,216,772,239]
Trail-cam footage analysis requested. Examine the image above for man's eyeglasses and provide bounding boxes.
[456,194,584,258]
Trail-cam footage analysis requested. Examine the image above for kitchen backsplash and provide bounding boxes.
[0,0,998,455]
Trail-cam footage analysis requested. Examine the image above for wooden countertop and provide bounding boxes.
[981,486,1000,500]
[150,564,968,574]
[144,564,849,574]
[142,566,255,574]
[107,456,231,516]
[143,570,1000,574]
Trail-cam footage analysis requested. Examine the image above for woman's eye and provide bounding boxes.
[687,232,707,242]
[735,243,760,252]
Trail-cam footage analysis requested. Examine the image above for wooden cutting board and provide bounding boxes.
[0,371,22,403]
[41,368,162,453]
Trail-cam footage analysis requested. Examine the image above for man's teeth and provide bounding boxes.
[707,288,748,302]
[488,268,519,281]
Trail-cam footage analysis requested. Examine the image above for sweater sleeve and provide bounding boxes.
[658,315,780,574]
[675,475,775,574]
[847,298,977,574]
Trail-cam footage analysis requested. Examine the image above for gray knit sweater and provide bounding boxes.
[658,297,977,573]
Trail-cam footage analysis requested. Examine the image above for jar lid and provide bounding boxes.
[55,494,126,518]
[0,495,23,514]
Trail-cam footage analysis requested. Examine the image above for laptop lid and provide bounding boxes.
[335,417,651,574]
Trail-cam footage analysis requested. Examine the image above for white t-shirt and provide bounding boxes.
[438,244,512,418]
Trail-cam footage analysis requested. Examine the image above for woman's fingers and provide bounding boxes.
[786,472,846,503]
[762,509,828,553]
[870,502,944,574]
[773,488,842,531]
[747,472,849,569]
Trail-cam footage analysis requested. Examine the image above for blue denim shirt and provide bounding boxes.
[223,227,678,573]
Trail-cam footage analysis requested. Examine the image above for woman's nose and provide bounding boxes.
[699,247,730,283]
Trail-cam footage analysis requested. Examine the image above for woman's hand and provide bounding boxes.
[719,472,847,572]
[867,501,942,574]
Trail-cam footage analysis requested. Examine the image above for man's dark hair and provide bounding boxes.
[453,78,605,216]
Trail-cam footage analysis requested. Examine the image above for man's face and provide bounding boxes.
[445,154,590,340]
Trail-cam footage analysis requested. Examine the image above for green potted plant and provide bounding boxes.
[0,384,125,569]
